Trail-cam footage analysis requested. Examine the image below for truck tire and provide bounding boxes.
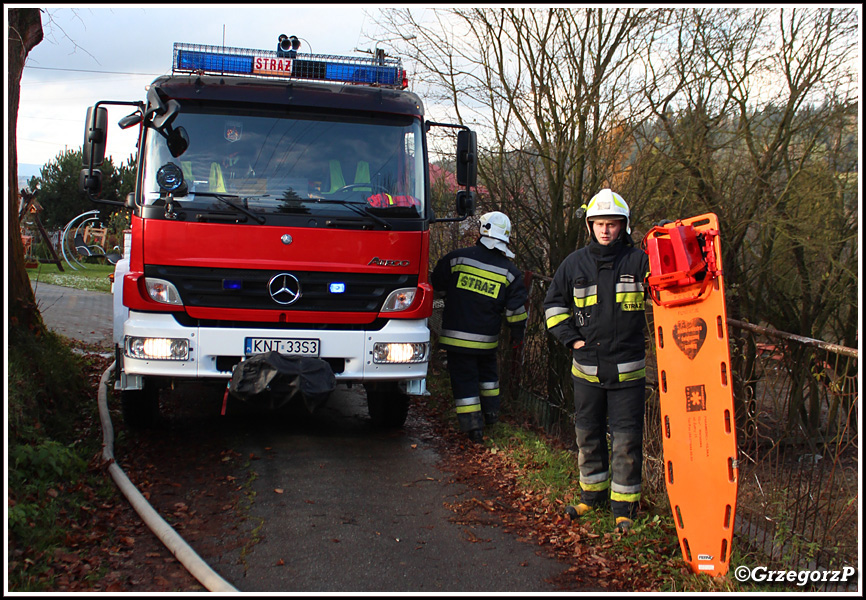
[365,382,410,429]
[121,381,160,429]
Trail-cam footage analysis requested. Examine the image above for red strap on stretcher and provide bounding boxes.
[642,221,721,307]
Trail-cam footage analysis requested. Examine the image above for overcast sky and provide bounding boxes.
[10,4,412,173]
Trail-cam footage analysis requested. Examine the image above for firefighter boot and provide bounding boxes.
[467,429,484,444]
[565,502,595,520]
[614,516,634,533]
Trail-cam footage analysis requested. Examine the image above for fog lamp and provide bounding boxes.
[372,342,428,364]
[126,336,189,360]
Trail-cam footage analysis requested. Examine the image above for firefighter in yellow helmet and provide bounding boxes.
[431,211,529,444]
[543,189,650,533]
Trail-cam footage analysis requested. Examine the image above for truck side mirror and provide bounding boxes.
[456,190,475,217]
[79,168,103,195]
[83,106,108,168]
[456,130,477,188]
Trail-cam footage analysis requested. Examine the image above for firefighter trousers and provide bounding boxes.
[573,379,645,520]
[446,350,500,433]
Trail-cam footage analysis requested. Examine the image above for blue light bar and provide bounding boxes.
[173,43,405,88]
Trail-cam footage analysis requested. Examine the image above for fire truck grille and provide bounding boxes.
[146,265,418,312]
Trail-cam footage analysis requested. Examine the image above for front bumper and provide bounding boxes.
[117,311,429,385]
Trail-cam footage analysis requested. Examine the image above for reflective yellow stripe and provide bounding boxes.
[440,336,498,350]
[480,382,499,396]
[610,491,641,503]
[616,291,645,311]
[574,295,597,308]
[619,368,646,382]
[618,359,646,382]
[456,272,501,298]
[546,313,570,329]
[545,307,570,329]
[580,479,610,492]
[572,364,600,383]
[506,312,528,323]
[506,306,527,320]
[452,264,509,284]
[573,285,597,308]
[455,396,481,414]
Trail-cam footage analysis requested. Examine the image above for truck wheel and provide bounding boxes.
[365,383,409,429]
[121,382,160,429]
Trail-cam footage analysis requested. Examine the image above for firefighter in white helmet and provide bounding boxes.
[431,211,528,444]
[543,189,649,533]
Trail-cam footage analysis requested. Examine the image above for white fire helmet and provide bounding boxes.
[479,211,512,243]
[585,189,630,235]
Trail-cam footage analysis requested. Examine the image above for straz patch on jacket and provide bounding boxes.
[617,274,646,311]
[457,273,501,298]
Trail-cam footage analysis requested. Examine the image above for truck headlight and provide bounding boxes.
[126,336,189,360]
[381,288,417,312]
[145,278,183,305]
[372,342,428,364]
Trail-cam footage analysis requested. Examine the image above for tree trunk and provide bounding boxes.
[8,8,44,332]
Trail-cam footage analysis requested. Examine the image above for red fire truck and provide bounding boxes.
[79,36,477,429]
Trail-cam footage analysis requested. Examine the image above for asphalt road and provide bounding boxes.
[205,390,572,593]
[30,281,114,349]
[32,281,581,593]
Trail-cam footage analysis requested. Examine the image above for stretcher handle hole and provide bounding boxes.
[721,538,728,563]
[667,460,674,484]
[682,537,692,561]
[724,409,732,434]
[716,315,724,339]
[664,415,671,438]
[720,361,728,386]
[724,504,732,529]
[657,326,664,349]
[661,370,667,393]
[675,505,684,529]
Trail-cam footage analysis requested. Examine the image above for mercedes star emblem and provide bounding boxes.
[268,273,302,305]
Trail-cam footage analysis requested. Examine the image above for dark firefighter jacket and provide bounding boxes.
[431,240,528,354]
[543,238,650,388]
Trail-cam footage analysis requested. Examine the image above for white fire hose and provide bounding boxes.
[98,362,239,592]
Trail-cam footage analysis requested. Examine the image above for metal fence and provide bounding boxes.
[430,271,859,585]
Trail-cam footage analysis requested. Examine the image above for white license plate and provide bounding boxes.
[244,337,320,357]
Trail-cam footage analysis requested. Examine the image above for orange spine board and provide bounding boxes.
[646,213,738,577]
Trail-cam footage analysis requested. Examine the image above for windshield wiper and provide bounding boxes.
[194,192,266,224]
[316,198,392,230]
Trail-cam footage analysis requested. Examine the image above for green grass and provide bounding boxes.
[487,424,580,502]
[7,326,117,591]
[480,419,759,591]
[27,262,115,294]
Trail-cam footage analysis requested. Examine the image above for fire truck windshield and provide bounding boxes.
[142,109,425,224]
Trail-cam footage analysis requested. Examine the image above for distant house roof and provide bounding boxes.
[429,163,459,191]
[429,163,487,196]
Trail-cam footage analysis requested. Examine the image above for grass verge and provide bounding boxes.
[7,325,117,591]
[27,262,115,294]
